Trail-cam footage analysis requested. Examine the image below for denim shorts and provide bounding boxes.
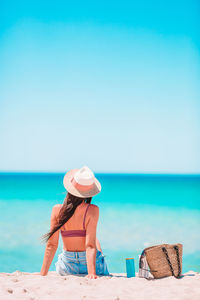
[55,249,109,276]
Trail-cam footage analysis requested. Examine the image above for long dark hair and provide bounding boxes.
[41,193,92,243]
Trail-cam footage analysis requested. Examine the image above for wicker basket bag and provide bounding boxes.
[145,243,183,279]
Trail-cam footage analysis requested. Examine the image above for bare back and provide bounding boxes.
[53,202,99,252]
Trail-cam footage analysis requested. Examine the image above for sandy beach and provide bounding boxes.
[1,271,200,300]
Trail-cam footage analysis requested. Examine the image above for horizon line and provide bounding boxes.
[0,171,200,176]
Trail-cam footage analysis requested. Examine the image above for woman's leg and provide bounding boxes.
[96,250,110,275]
[96,238,103,253]
[55,253,79,275]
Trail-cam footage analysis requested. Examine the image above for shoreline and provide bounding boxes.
[1,270,200,300]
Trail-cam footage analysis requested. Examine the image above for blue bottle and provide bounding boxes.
[126,258,136,278]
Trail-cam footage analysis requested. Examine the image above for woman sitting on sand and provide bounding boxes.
[40,166,109,279]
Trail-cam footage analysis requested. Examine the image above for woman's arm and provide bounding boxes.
[85,205,99,279]
[40,205,60,276]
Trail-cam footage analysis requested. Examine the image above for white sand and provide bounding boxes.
[0,271,200,300]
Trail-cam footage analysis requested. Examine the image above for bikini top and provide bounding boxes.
[60,203,90,238]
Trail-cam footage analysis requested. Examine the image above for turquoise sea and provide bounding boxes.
[0,173,200,274]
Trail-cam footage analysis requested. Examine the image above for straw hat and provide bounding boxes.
[63,166,101,198]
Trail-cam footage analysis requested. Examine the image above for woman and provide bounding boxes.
[40,166,109,279]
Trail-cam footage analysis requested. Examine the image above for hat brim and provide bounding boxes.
[63,169,101,198]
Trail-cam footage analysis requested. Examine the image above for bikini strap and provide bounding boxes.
[83,204,90,230]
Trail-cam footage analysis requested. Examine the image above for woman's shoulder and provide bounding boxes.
[51,204,62,216]
[89,203,99,209]
[88,203,99,215]
[53,204,62,210]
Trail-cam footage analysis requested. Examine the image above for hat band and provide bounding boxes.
[71,177,94,192]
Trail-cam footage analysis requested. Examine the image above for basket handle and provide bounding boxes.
[162,246,181,278]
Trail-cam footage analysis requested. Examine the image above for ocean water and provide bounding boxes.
[0,173,200,274]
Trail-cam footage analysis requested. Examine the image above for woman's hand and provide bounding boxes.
[40,272,47,276]
[86,274,99,279]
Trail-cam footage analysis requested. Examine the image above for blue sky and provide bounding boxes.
[0,0,200,173]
